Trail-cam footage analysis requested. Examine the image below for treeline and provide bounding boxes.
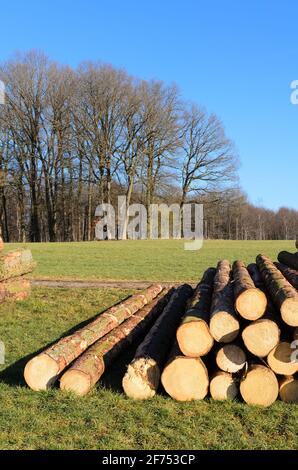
[0,51,296,242]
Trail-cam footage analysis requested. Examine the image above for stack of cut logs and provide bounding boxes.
[0,237,35,303]
[24,251,298,407]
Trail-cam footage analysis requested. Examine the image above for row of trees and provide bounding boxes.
[0,51,296,242]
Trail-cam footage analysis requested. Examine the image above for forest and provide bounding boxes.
[0,51,297,242]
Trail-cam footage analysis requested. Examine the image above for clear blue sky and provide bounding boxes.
[1,0,297,210]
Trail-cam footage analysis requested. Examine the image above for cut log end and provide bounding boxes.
[161,356,209,401]
[176,320,214,357]
[216,344,246,373]
[209,312,240,343]
[210,371,238,401]
[279,376,298,403]
[24,354,59,391]
[240,365,279,407]
[60,370,91,396]
[122,358,160,400]
[242,319,280,358]
[280,298,298,327]
[235,288,267,320]
[267,342,298,376]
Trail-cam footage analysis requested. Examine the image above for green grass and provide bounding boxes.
[4,239,296,281]
[0,287,297,450]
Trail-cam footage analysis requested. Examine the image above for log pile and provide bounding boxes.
[24,247,298,407]
[0,237,35,303]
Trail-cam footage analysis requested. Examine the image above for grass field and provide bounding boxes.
[3,239,296,281]
[0,240,297,449]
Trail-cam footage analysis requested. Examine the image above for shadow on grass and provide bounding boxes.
[0,294,132,388]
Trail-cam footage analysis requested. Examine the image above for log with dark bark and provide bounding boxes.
[59,288,174,395]
[122,284,193,400]
[209,370,238,401]
[176,268,215,357]
[279,376,298,403]
[277,251,298,271]
[239,363,279,406]
[256,254,298,326]
[24,284,164,390]
[275,262,298,290]
[209,260,240,343]
[161,341,209,401]
[232,260,267,320]
[0,250,36,281]
[267,341,298,376]
[215,343,246,373]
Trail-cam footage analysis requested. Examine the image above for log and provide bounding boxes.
[209,260,240,343]
[279,376,298,403]
[161,342,209,401]
[275,262,298,290]
[60,288,174,396]
[0,278,31,302]
[0,249,36,281]
[232,260,267,320]
[277,251,298,271]
[122,284,193,400]
[256,254,298,326]
[209,371,238,400]
[267,341,298,375]
[215,343,246,373]
[242,319,280,358]
[176,268,215,357]
[24,284,163,390]
[239,364,279,406]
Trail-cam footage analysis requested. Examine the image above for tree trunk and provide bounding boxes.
[60,288,174,395]
[256,254,298,326]
[122,284,193,400]
[0,250,36,281]
[242,319,280,358]
[209,371,238,401]
[24,284,163,391]
[239,364,279,407]
[176,267,215,357]
[267,341,298,375]
[275,262,298,290]
[215,343,246,373]
[161,341,209,401]
[232,260,267,320]
[279,376,298,403]
[209,260,240,343]
[277,251,298,271]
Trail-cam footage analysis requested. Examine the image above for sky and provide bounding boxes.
[0,0,297,210]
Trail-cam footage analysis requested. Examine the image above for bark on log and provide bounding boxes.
[209,371,238,401]
[209,260,240,343]
[215,343,246,373]
[161,341,209,401]
[279,376,298,403]
[60,288,174,396]
[256,254,298,326]
[275,263,298,290]
[0,250,36,281]
[239,364,279,406]
[24,284,163,390]
[176,268,215,357]
[122,284,193,400]
[0,278,31,302]
[232,260,267,320]
[277,251,298,271]
[267,341,298,375]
